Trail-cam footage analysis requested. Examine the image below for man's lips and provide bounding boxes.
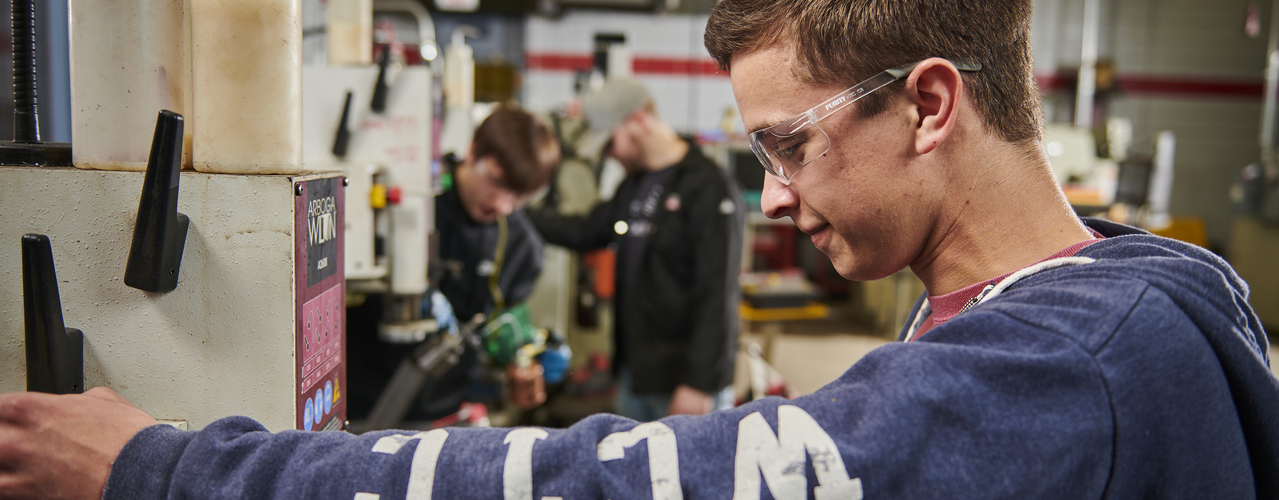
[800,223,830,248]
[796,222,826,236]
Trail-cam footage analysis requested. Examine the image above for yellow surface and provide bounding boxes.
[739,302,830,322]
[369,184,388,209]
[1231,217,1279,329]
[1063,186,1106,207]
[1149,216,1207,248]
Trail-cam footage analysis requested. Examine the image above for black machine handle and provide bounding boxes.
[124,110,189,293]
[370,45,391,113]
[332,91,354,158]
[22,234,84,394]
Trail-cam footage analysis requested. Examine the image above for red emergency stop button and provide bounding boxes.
[388,186,403,205]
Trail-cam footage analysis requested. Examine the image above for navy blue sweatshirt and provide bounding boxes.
[103,219,1279,499]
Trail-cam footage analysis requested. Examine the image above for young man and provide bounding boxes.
[347,104,559,421]
[703,0,1279,496]
[435,104,557,322]
[527,78,744,421]
[0,1,1276,498]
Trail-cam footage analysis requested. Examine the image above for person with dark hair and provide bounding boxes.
[347,104,561,422]
[436,103,559,320]
[527,77,744,422]
[0,1,1276,499]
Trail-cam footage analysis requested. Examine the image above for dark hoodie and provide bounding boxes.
[104,219,1278,499]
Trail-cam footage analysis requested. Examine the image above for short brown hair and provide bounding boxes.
[471,104,560,194]
[704,0,1043,144]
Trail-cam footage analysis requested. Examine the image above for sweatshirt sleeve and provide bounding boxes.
[102,319,1120,500]
[680,172,744,393]
[525,189,621,253]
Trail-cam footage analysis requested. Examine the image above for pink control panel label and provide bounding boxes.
[300,285,343,393]
[295,175,345,432]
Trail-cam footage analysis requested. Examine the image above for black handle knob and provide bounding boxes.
[124,110,189,293]
[22,234,84,395]
[371,45,391,113]
[332,91,354,158]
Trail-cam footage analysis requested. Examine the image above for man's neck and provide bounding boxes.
[909,140,1094,295]
[639,129,690,173]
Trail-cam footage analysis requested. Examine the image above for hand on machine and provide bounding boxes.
[0,388,156,500]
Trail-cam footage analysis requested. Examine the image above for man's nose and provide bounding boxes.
[493,191,517,217]
[760,173,797,220]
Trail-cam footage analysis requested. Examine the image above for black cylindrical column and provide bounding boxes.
[12,0,40,143]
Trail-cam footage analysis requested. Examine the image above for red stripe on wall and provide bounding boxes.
[1118,75,1263,98]
[526,53,594,72]
[529,52,1264,99]
[633,57,724,76]
[1036,74,1074,91]
[1038,73,1264,99]
[526,52,724,76]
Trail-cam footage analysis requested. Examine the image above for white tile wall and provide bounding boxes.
[1112,0,1266,77]
[1032,0,1270,76]
[527,11,705,56]
[302,0,329,66]
[523,11,736,135]
[1033,0,1268,249]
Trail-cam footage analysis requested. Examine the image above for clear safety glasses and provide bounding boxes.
[748,58,982,185]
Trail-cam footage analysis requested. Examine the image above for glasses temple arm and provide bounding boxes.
[806,70,904,124]
[776,58,984,134]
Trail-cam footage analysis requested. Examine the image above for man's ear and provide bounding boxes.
[465,143,478,165]
[904,58,964,155]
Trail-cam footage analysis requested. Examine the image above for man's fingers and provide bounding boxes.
[0,389,153,434]
[0,389,151,500]
[0,393,50,426]
[0,389,136,426]
[0,424,40,468]
[0,475,42,500]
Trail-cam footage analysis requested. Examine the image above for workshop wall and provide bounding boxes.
[1032,0,1269,251]
[524,2,1267,254]
[523,11,736,137]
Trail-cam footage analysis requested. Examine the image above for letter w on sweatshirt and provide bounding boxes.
[734,405,863,500]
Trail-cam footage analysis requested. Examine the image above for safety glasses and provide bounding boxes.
[748,58,982,185]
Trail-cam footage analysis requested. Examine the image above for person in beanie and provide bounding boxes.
[528,77,745,421]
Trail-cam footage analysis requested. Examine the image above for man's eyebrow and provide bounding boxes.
[747,109,810,135]
[745,115,789,135]
[492,170,512,188]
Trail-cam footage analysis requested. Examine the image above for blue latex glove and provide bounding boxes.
[536,344,572,384]
[421,290,459,335]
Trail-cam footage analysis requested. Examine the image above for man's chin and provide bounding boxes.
[468,211,497,225]
[830,254,902,283]
[831,261,862,282]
